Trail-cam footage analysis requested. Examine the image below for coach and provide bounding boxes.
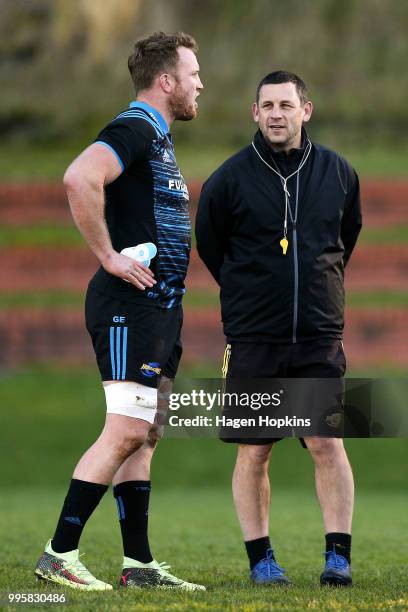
[196,71,362,587]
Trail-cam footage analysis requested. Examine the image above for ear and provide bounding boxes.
[302,101,313,124]
[252,102,259,123]
[158,73,175,94]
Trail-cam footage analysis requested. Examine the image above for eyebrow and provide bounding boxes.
[261,99,295,105]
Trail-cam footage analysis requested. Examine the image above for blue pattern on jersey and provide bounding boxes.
[120,101,191,309]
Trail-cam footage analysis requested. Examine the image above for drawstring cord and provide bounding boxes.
[251,139,312,242]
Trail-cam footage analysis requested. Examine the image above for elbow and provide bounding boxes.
[63,166,83,194]
[63,165,101,198]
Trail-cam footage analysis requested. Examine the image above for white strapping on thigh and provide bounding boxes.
[104,381,157,423]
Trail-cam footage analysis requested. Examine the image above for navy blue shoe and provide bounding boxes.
[251,549,290,585]
[320,547,352,587]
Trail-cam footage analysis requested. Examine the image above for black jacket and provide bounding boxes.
[196,129,362,343]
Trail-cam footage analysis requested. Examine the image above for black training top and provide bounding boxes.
[88,101,190,309]
[196,129,362,343]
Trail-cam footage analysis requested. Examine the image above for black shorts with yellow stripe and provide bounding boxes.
[220,338,346,446]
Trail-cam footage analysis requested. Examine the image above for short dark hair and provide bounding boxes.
[256,71,308,104]
[128,31,198,92]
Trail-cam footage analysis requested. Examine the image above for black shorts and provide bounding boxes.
[220,338,346,446]
[85,287,183,388]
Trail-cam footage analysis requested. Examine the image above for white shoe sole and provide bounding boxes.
[35,570,113,591]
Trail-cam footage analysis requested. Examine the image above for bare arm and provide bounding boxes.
[64,143,155,290]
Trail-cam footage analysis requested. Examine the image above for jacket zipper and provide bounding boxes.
[292,169,300,344]
[252,143,307,344]
[292,222,298,343]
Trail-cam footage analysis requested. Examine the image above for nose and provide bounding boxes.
[197,76,204,90]
[270,105,282,119]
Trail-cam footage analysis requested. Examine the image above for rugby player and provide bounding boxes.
[35,31,205,591]
[196,71,361,587]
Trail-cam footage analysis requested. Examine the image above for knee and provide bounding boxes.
[146,423,164,448]
[145,376,171,449]
[237,444,272,469]
[305,437,344,463]
[114,431,149,459]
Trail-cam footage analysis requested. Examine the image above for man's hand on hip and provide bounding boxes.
[102,252,156,290]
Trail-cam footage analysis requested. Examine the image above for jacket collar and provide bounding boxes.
[253,126,309,163]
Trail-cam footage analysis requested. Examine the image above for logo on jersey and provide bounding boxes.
[162,149,172,164]
[112,315,126,323]
[168,178,189,199]
[140,362,161,377]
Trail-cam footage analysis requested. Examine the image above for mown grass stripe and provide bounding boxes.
[0,290,407,310]
[2,143,408,179]
[0,226,84,247]
[1,225,408,246]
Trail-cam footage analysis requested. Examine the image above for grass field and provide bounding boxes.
[2,143,408,180]
[0,488,407,611]
[0,367,407,610]
[1,225,408,247]
[1,366,407,490]
[1,289,408,311]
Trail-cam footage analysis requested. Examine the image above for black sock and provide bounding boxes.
[325,532,352,564]
[51,479,108,553]
[113,480,153,563]
[245,536,273,570]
